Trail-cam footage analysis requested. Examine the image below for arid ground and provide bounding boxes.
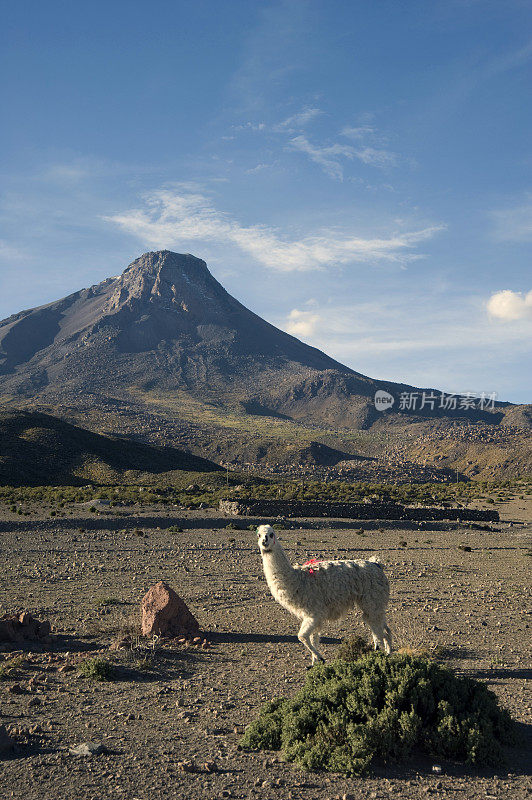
[0,498,531,800]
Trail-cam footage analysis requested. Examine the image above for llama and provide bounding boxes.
[257,524,392,664]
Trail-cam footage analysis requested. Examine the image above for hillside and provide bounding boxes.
[0,409,221,486]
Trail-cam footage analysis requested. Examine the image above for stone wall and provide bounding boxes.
[218,499,499,523]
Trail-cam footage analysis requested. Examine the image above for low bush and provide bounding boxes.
[240,652,515,776]
[0,654,25,680]
[78,657,117,681]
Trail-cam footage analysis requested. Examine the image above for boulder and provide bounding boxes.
[140,581,200,638]
[0,612,52,643]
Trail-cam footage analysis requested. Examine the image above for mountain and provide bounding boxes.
[0,250,378,420]
[0,250,530,479]
[0,409,221,486]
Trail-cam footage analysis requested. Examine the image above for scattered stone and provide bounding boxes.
[8,684,27,695]
[140,581,200,638]
[28,697,42,707]
[69,741,107,756]
[203,760,218,773]
[176,759,196,772]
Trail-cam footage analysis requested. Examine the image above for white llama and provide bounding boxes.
[257,524,392,664]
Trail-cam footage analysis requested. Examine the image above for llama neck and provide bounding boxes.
[262,543,295,589]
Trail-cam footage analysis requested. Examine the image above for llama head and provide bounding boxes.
[257,524,277,554]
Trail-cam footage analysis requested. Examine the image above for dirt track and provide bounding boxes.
[0,500,531,800]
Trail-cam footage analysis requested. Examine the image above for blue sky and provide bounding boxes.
[1,0,531,402]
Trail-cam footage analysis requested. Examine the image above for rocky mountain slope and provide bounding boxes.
[0,250,530,479]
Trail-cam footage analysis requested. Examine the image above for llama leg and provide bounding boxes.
[298,618,324,664]
[383,622,393,654]
[310,631,320,654]
[362,612,386,652]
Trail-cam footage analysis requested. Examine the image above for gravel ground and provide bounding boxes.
[0,499,531,800]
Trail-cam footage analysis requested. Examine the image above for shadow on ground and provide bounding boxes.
[209,630,341,646]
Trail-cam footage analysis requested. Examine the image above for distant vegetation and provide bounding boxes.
[0,477,529,513]
[233,478,532,505]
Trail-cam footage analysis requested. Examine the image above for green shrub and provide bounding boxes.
[78,657,116,681]
[96,597,121,607]
[240,653,514,776]
[0,654,25,680]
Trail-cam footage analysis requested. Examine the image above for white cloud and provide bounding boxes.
[354,147,398,168]
[341,126,398,168]
[487,289,532,320]
[289,132,398,179]
[490,196,532,242]
[288,135,356,180]
[104,188,444,272]
[245,162,273,174]
[340,125,375,140]
[231,121,266,132]
[285,308,321,337]
[275,107,322,131]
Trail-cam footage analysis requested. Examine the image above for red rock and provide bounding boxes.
[0,612,53,644]
[140,581,199,638]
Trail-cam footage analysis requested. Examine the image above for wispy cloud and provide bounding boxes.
[354,147,398,168]
[288,135,356,180]
[341,126,398,168]
[231,121,266,133]
[479,37,532,83]
[340,126,375,140]
[487,289,532,320]
[104,188,445,272]
[245,162,273,174]
[274,107,322,131]
[490,196,532,242]
[289,126,399,179]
